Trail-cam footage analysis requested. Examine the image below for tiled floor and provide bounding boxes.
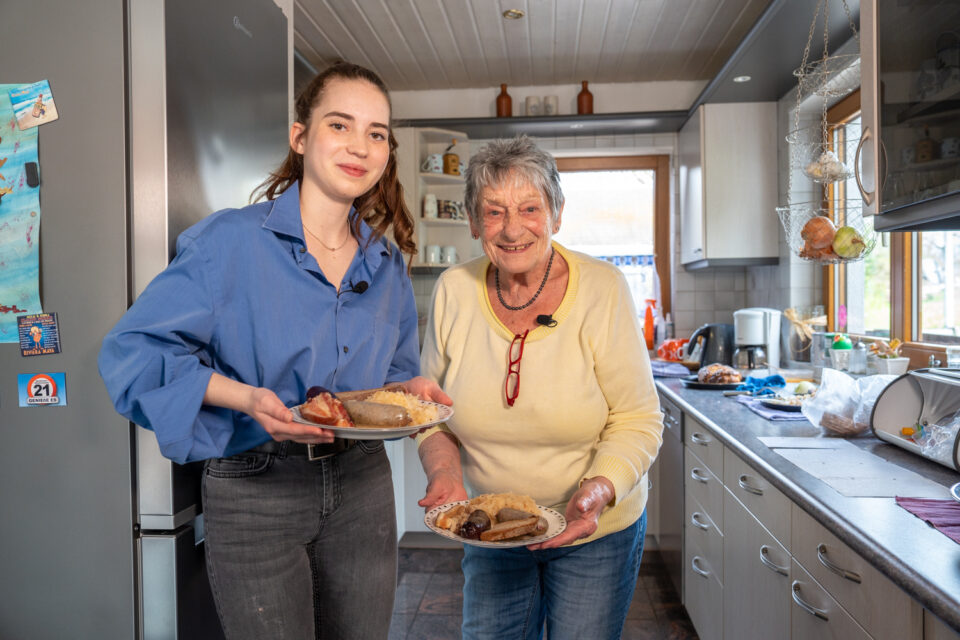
[389,539,699,640]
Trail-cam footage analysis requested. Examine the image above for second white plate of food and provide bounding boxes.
[290,402,453,440]
[424,500,566,548]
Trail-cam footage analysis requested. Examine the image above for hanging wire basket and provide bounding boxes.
[793,53,861,98]
[786,121,862,184]
[777,200,878,264]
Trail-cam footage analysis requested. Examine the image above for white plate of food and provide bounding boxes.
[758,396,807,412]
[291,387,453,440]
[424,494,566,548]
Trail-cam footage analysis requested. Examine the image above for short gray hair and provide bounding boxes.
[463,136,564,227]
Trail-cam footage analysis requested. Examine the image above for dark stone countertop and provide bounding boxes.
[655,377,960,632]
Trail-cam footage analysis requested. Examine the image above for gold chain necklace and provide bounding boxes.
[303,223,351,253]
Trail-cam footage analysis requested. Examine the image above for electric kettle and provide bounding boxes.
[686,323,735,367]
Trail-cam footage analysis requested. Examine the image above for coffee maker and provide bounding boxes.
[733,308,782,377]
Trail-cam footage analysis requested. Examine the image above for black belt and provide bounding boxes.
[248,438,354,461]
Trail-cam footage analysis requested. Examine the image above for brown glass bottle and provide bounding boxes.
[577,81,593,115]
[496,84,512,117]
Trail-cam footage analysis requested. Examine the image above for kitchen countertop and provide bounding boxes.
[655,377,960,632]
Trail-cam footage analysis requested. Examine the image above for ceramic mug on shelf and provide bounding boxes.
[901,146,916,166]
[942,137,960,159]
[543,95,559,116]
[525,96,542,116]
[421,153,443,173]
[423,193,438,218]
[425,244,441,264]
[441,246,458,265]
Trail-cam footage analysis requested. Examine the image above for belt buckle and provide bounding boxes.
[307,440,346,461]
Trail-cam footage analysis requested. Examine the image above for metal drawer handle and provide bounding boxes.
[817,544,862,584]
[690,432,710,446]
[792,581,829,621]
[854,125,873,206]
[738,474,764,495]
[690,468,710,484]
[648,478,653,490]
[691,512,710,530]
[691,555,711,578]
[759,545,788,576]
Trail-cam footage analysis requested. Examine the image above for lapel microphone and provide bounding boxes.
[351,280,369,294]
[536,314,557,327]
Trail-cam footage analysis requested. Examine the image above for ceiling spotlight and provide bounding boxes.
[733,75,752,83]
[503,9,525,19]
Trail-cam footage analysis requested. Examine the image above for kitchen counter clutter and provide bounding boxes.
[655,377,960,639]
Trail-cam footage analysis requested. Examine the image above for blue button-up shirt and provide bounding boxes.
[98,183,419,463]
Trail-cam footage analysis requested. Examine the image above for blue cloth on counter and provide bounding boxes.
[735,374,786,397]
[651,361,691,378]
[735,395,808,421]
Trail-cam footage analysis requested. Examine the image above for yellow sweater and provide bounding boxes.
[418,243,663,545]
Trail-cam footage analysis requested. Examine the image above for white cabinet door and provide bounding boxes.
[679,103,779,267]
[722,488,790,640]
[679,106,704,265]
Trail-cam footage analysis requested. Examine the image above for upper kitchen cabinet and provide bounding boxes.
[679,103,779,269]
[859,0,960,231]
[394,127,479,269]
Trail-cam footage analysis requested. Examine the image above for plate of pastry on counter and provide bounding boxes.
[425,493,566,548]
[680,363,744,390]
[291,385,453,439]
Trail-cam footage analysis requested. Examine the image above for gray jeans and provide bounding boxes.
[202,440,397,640]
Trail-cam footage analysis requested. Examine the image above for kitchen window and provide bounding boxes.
[553,156,671,318]
[827,92,960,364]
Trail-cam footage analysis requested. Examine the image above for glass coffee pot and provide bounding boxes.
[733,344,769,377]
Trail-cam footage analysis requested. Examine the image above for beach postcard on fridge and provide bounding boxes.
[9,80,59,130]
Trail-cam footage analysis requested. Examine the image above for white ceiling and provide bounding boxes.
[293,0,772,91]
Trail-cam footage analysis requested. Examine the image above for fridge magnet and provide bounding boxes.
[9,80,59,130]
[17,312,61,356]
[0,84,43,343]
[17,372,67,407]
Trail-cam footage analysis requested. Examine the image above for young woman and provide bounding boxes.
[99,62,449,640]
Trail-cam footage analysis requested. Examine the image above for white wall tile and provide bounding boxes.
[694,290,716,310]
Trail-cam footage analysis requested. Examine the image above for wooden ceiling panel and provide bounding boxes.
[292,0,801,92]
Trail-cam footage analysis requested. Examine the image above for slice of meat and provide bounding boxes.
[300,390,354,427]
[342,399,411,427]
[479,516,540,542]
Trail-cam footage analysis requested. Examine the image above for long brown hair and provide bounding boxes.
[254,61,415,261]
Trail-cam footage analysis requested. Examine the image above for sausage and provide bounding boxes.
[342,400,411,427]
[496,508,535,522]
[458,510,491,540]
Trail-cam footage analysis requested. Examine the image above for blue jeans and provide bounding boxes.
[461,511,646,640]
[202,440,397,640]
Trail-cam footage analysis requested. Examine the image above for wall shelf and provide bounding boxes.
[396,111,689,139]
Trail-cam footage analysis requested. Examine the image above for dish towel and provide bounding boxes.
[735,374,787,397]
[651,361,691,378]
[895,497,960,545]
[735,395,809,421]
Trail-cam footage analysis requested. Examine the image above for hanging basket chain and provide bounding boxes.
[783,0,873,265]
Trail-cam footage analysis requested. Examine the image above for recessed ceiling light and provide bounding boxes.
[503,9,525,19]
[733,75,752,83]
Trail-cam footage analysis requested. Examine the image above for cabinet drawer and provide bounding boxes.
[684,447,723,534]
[684,535,723,640]
[791,559,871,640]
[685,493,723,585]
[792,505,922,640]
[722,490,790,640]
[685,415,722,479]
[723,447,791,549]
[925,610,960,640]
[660,395,683,440]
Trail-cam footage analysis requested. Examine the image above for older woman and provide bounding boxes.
[416,136,663,640]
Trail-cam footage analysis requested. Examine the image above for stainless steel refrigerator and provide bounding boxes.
[0,1,289,638]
